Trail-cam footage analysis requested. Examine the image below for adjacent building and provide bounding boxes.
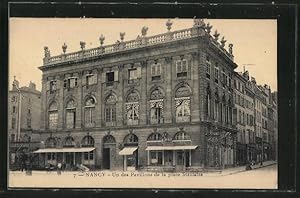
[8,77,41,168]
[32,19,239,171]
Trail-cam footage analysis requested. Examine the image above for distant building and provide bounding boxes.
[8,77,41,168]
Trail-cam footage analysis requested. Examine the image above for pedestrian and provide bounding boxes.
[57,163,62,175]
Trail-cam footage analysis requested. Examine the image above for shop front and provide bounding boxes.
[33,147,95,170]
[145,145,197,171]
[119,133,139,171]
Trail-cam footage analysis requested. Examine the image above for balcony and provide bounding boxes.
[41,22,234,68]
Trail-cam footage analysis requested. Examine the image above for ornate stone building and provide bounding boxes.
[33,19,238,171]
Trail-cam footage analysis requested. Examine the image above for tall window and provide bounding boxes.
[151,63,161,81]
[206,88,211,117]
[48,102,58,130]
[105,94,117,126]
[63,136,75,147]
[150,89,164,124]
[81,135,95,147]
[173,131,191,141]
[128,68,137,80]
[176,59,188,78]
[66,100,76,129]
[84,97,96,127]
[27,117,31,128]
[11,117,16,129]
[206,56,211,79]
[214,63,219,83]
[126,91,140,125]
[45,137,57,148]
[12,106,16,113]
[49,80,57,93]
[124,134,138,146]
[214,92,219,121]
[64,77,78,89]
[175,85,191,123]
[86,73,97,86]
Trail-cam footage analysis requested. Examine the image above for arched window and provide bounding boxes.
[150,88,164,124]
[105,94,117,126]
[175,85,191,123]
[147,133,162,142]
[214,91,220,121]
[126,91,139,125]
[81,135,95,147]
[123,134,138,146]
[45,137,57,148]
[48,102,58,129]
[66,99,76,129]
[173,132,191,141]
[84,97,95,127]
[103,135,116,144]
[63,136,75,147]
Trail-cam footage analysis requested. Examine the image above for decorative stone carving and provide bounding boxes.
[80,41,86,50]
[213,30,220,41]
[141,26,148,36]
[206,22,212,34]
[193,18,205,27]
[99,34,105,46]
[62,43,67,54]
[220,37,227,48]
[166,19,173,32]
[44,46,50,58]
[228,43,233,54]
[120,32,125,42]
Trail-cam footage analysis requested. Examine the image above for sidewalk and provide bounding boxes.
[204,160,277,176]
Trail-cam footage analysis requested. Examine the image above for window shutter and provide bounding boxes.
[82,75,86,86]
[157,64,161,75]
[46,81,50,91]
[56,79,60,89]
[136,66,142,78]
[114,70,119,81]
[102,72,106,83]
[93,73,98,84]
[176,61,181,73]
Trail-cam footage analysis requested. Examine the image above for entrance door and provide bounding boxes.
[65,153,74,169]
[185,151,190,167]
[103,148,110,169]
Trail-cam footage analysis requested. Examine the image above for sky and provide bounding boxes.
[9,18,277,91]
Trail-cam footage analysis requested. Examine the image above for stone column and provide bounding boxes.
[189,52,200,122]
[40,75,47,130]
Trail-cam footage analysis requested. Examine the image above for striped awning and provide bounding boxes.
[119,147,138,155]
[145,145,198,151]
[32,147,95,153]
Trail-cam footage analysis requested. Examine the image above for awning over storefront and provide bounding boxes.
[119,147,138,155]
[145,145,198,151]
[32,147,95,153]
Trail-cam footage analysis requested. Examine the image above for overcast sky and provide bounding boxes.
[9,18,277,91]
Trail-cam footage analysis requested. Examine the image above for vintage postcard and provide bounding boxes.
[8,18,277,189]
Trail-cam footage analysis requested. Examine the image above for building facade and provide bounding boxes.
[8,77,41,168]
[33,19,239,171]
[233,72,247,165]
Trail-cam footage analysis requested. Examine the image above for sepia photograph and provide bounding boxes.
[8,18,278,189]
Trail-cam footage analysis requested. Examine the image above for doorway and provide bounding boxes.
[103,148,110,169]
